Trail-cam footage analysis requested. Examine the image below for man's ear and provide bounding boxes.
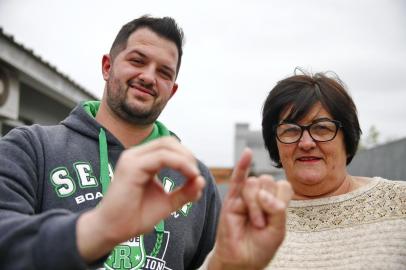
[102,54,112,81]
[170,83,178,98]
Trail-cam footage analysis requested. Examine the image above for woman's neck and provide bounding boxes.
[292,174,356,200]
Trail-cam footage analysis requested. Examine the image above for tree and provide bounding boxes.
[359,125,380,150]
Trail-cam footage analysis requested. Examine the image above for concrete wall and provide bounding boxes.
[348,138,406,181]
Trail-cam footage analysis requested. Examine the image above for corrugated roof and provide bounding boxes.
[0,27,97,99]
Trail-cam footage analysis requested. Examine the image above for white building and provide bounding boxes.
[234,123,285,179]
[0,28,96,136]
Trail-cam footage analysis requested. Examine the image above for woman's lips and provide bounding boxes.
[296,156,321,162]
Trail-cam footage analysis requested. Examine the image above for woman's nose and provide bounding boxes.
[298,130,316,150]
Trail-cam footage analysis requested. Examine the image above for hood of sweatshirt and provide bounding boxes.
[60,100,175,232]
[61,100,176,148]
[61,101,176,195]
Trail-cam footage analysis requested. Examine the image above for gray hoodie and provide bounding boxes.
[0,102,221,270]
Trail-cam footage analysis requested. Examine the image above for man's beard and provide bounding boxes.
[106,78,165,126]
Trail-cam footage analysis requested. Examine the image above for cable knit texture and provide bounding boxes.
[267,177,406,269]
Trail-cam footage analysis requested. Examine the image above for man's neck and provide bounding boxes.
[95,100,154,148]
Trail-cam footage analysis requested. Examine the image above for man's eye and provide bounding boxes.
[159,70,172,80]
[130,59,143,64]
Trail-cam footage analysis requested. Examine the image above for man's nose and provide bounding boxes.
[139,65,156,86]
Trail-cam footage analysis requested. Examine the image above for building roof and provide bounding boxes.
[0,27,96,100]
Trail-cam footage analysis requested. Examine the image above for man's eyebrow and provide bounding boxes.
[128,49,145,58]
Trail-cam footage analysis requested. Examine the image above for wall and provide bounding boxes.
[348,138,406,181]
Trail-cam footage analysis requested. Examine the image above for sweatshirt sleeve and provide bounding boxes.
[0,127,91,270]
[189,161,222,269]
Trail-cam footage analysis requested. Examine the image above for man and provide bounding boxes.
[0,16,292,270]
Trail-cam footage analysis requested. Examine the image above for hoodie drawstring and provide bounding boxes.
[99,128,109,195]
[98,127,164,257]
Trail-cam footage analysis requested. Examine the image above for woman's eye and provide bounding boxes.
[280,126,300,136]
[313,123,334,132]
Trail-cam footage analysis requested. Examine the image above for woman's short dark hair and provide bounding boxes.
[262,70,362,168]
[110,15,184,77]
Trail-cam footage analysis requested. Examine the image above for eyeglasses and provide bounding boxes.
[275,119,342,144]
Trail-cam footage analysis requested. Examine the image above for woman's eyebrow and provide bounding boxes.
[312,117,332,123]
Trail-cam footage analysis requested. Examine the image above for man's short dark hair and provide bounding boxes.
[262,70,362,168]
[110,15,184,77]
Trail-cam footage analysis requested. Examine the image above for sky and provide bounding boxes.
[0,0,405,167]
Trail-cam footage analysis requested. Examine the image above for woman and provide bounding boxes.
[262,71,406,269]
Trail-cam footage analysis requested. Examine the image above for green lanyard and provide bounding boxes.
[98,128,165,257]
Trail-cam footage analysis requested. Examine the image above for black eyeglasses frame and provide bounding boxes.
[274,119,343,144]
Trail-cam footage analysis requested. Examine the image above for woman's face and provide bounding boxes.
[277,103,348,198]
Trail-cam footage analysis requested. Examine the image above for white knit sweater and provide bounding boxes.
[267,177,406,270]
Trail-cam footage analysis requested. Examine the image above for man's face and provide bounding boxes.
[102,27,179,125]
